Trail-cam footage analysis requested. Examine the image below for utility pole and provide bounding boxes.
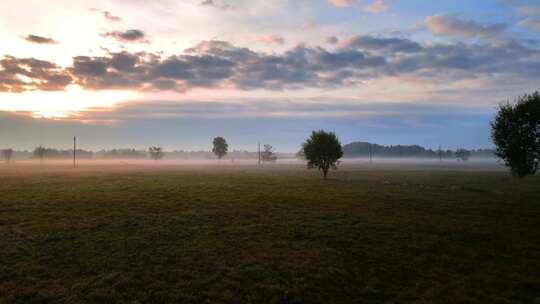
[369,143,373,163]
[438,145,442,162]
[258,142,261,166]
[73,136,76,168]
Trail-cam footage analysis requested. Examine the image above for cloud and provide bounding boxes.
[519,5,540,15]
[519,17,540,30]
[255,35,285,45]
[325,36,339,44]
[103,11,122,21]
[103,29,148,43]
[364,0,389,13]
[199,0,234,10]
[68,37,540,92]
[3,34,540,94]
[328,0,357,7]
[424,15,506,38]
[23,34,58,44]
[89,8,122,21]
[341,35,422,53]
[73,98,490,121]
[0,56,72,92]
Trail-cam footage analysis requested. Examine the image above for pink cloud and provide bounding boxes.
[364,0,389,13]
[519,5,540,15]
[255,34,285,45]
[328,0,357,7]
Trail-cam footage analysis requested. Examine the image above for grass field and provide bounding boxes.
[1,162,539,303]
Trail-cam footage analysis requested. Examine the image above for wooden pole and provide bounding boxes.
[369,143,373,163]
[258,142,261,165]
[73,136,76,168]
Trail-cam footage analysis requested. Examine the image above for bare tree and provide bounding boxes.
[33,145,46,163]
[455,149,471,162]
[148,146,165,161]
[261,144,277,162]
[1,149,14,163]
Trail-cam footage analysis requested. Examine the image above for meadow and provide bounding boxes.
[1,161,539,303]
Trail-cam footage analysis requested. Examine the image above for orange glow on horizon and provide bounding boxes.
[0,85,137,118]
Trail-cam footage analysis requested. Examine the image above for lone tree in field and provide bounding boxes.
[148,146,164,161]
[261,144,277,162]
[33,145,46,163]
[212,136,228,159]
[1,149,14,163]
[455,149,471,162]
[491,92,540,178]
[302,130,343,180]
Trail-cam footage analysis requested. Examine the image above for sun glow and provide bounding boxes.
[0,85,137,118]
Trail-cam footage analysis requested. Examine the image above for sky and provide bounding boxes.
[1,0,539,152]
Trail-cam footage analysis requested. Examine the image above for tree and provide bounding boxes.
[261,144,277,162]
[302,130,343,180]
[212,137,228,159]
[491,92,540,178]
[1,149,14,163]
[455,149,471,162]
[148,146,164,161]
[33,145,46,163]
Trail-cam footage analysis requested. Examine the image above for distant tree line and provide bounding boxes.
[30,147,94,160]
[1,145,493,162]
[1,147,294,161]
[342,142,494,159]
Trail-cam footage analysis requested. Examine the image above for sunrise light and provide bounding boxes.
[0,85,137,118]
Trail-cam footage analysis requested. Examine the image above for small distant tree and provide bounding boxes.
[148,146,164,161]
[455,149,471,162]
[33,145,46,163]
[491,92,540,178]
[261,144,277,162]
[302,130,343,180]
[1,149,14,163]
[212,137,228,159]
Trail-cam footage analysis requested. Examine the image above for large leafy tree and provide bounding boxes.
[212,137,228,159]
[491,92,540,178]
[302,130,343,180]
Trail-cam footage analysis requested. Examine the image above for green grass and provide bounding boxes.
[1,164,539,303]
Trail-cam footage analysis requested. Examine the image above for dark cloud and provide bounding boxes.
[23,34,58,44]
[0,56,71,92]
[342,35,422,53]
[103,11,122,21]
[3,34,540,93]
[103,29,147,43]
[68,52,153,90]
[325,36,339,44]
[199,0,234,10]
[89,8,122,21]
